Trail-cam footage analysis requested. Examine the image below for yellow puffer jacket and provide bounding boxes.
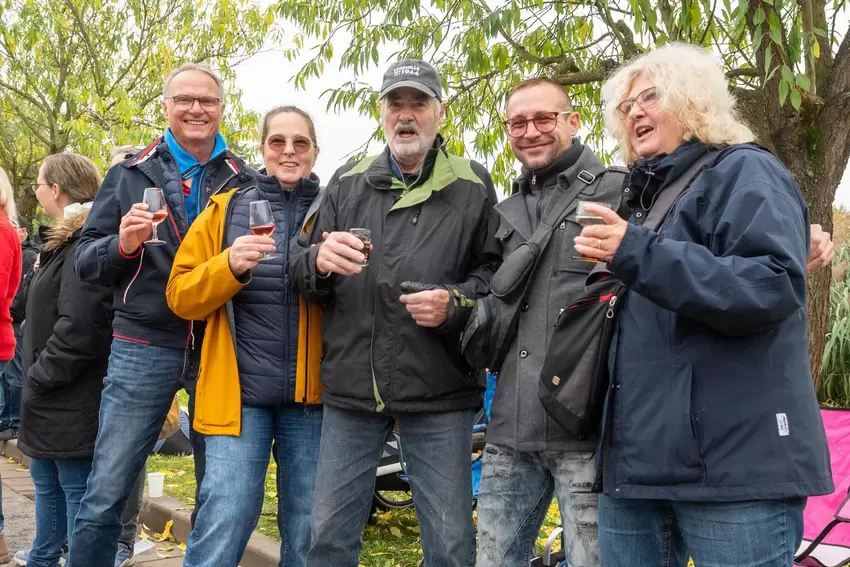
[166,189,323,436]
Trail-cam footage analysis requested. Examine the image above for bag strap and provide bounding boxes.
[487,165,609,372]
[642,151,717,231]
[514,164,608,300]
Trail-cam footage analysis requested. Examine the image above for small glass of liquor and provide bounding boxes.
[249,200,280,261]
[572,200,613,263]
[349,228,372,267]
[143,187,168,246]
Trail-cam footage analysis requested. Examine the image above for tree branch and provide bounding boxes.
[552,59,619,85]
[798,0,817,94]
[726,67,760,78]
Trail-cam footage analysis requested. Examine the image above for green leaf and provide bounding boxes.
[796,73,811,91]
[753,7,765,25]
[690,2,701,27]
[780,64,794,84]
[768,11,783,44]
[790,88,802,110]
[779,77,790,106]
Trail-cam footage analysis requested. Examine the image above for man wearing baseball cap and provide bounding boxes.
[291,59,501,567]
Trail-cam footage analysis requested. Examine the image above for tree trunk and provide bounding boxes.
[773,124,840,387]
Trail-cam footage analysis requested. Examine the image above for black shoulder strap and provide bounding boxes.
[539,164,609,230]
[643,151,717,231]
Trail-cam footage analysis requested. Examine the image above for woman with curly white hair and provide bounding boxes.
[574,43,833,565]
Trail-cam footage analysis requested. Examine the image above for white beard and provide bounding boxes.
[388,132,437,163]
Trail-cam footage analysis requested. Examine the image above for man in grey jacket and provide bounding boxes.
[473,78,623,567]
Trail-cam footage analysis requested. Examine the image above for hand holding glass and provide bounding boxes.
[572,200,613,263]
[249,200,280,261]
[143,188,168,246]
[349,228,372,267]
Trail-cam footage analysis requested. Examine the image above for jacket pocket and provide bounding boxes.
[555,216,593,274]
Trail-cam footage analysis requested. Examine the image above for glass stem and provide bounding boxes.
[152,224,158,241]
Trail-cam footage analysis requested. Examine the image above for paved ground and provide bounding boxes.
[0,458,185,566]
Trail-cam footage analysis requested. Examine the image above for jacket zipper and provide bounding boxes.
[162,204,194,350]
[283,190,294,404]
[122,249,145,304]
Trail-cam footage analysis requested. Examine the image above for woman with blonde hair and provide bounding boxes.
[15,153,113,567]
[573,43,833,565]
[0,166,22,563]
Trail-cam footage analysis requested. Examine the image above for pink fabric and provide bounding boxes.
[803,408,850,544]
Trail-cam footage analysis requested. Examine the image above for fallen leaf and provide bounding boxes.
[15,468,27,472]
[390,526,402,538]
[155,519,174,542]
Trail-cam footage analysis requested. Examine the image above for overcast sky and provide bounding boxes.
[232,19,850,206]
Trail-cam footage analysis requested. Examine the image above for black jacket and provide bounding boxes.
[18,212,113,460]
[603,142,832,500]
[74,138,254,349]
[10,240,39,325]
[290,139,502,413]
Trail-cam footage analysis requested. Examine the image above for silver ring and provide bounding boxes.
[596,238,603,248]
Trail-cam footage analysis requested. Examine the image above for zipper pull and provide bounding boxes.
[531,172,537,185]
[606,296,618,319]
[554,307,565,327]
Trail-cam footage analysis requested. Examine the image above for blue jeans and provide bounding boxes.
[476,445,599,567]
[29,458,92,567]
[0,359,7,532]
[307,406,475,567]
[0,325,22,429]
[66,339,186,567]
[184,404,323,567]
[598,494,806,566]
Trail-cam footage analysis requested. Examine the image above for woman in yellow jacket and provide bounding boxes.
[166,106,323,567]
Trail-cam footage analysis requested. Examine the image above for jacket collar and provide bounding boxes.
[163,128,228,179]
[366,134,445,191]
[254,170,321,202]
[626,140,714,215]
[499,145,606,240]
[512,138,584,195]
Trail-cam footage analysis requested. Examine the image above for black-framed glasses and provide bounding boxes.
[164,96,221,111]
[615,87,659,119]
[503,111,573,138]
[265,135,316,154]
[30,182,51,194]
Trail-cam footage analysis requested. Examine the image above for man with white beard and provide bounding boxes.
[290,59,501,567]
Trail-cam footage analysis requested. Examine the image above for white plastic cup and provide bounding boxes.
[147,472,166,498]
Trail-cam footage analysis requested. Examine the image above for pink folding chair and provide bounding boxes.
[795,407,850,567]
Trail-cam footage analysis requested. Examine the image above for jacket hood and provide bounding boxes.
[43,210,89,251]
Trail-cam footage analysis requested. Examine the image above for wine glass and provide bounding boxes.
[143,188,168,246]
[572,200,613,263]
[249,200,280,261]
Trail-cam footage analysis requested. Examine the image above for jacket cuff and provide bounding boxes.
[609,223,650,287]
[308,244,333,293]
[107,235,140,266]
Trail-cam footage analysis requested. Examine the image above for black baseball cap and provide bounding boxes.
[378,60,443,101]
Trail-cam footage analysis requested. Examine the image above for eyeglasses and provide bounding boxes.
[615,87,659,119]
[502,111,573,138]
[265,136,316,154]
[164,96,221,111]
[30,182,51,194]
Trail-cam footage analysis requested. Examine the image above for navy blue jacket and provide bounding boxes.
[74,138,254,349]
[602,142,833,501]
[225,174,321,407]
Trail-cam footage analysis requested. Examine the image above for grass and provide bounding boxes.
[147,449,563,566]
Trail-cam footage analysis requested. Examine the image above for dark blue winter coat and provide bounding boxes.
[602,141,833,501]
